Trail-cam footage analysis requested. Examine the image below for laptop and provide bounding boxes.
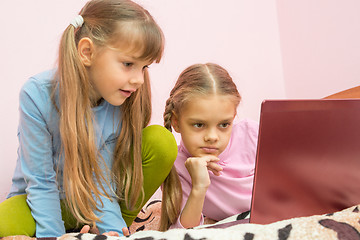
[249,99,360,224]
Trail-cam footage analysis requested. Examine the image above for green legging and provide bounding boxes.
[0,125,177,237]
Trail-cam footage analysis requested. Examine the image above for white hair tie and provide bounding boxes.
[70,15,84,29]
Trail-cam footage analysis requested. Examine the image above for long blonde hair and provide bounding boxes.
[160,63,241,230]
[52,0,164,226]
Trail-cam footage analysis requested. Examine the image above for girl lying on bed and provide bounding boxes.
[160,63,259,230]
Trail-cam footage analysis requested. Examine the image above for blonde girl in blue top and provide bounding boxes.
[0,0,177,237]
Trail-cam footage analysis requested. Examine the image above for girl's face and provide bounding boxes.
[172,95,237,158]
[88,45,151,106]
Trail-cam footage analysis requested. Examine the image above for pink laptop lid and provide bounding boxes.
[250,99,360,224]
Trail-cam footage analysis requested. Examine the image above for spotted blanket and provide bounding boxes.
[57,204,360,240]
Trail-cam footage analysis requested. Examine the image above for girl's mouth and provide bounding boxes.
[119,89,133,98]
[201,147,218,154]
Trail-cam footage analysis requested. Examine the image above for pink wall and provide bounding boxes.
[277,0,360,98]
[1,0,358,201]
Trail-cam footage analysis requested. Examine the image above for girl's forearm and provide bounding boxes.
[179,187,207,228]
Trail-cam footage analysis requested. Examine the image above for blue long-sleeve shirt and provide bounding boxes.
[8,70,127,237]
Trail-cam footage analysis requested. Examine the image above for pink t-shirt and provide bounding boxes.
[171,119,259,228]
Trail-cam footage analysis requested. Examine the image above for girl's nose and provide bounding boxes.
[204,128,219,142]
[129,70,144,87]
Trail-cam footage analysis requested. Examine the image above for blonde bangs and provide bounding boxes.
[110,20,164,63]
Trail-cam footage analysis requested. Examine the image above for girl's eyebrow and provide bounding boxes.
[188,118,205,122]
[123,54,152,65]
[187,117,234,122]
[220,118,235,122]
[118,54,152,66]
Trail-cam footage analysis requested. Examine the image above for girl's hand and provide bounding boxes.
[121,227,130,237]
[80,225,99,235]
[185,155,222,190]
[180,156,222,228]
[80,225,125,237]
[103,231,120,237]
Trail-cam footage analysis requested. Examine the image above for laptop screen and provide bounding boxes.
[250,99,360,224]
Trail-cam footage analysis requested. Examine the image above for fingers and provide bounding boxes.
[103,231,120,237]
[80,225,90,233]
[80,225,121,237]
[201,155,221,163]
[186,155,223,176]
[186,155,220,167]
[80,225,100,235]
[192,156,223,173]
[202,156,223,174]
[122,227,130,237]
[91,227,100,235]
[207,161,223,176]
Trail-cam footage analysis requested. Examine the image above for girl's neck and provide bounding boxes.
[94,98,104,107]
[89,87,103,107]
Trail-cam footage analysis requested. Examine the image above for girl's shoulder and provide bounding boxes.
[232,118,259,137]
[220,119,259,162]
[176,142,189,160]
[19,69,58,117]
[21,69,56,97]
[226,119,259,152]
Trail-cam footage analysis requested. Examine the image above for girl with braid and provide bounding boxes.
[161,63,259,229]
[0,0,177,237]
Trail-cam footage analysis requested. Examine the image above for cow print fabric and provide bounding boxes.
[57,205,360,240]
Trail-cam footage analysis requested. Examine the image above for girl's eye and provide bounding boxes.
[123,62,133,67]
[143,65,149,70]
[219,123,230,128]
[193,123,204,128]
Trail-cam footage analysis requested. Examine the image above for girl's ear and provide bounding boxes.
[171,114,180,133]
[77,37,94,67]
